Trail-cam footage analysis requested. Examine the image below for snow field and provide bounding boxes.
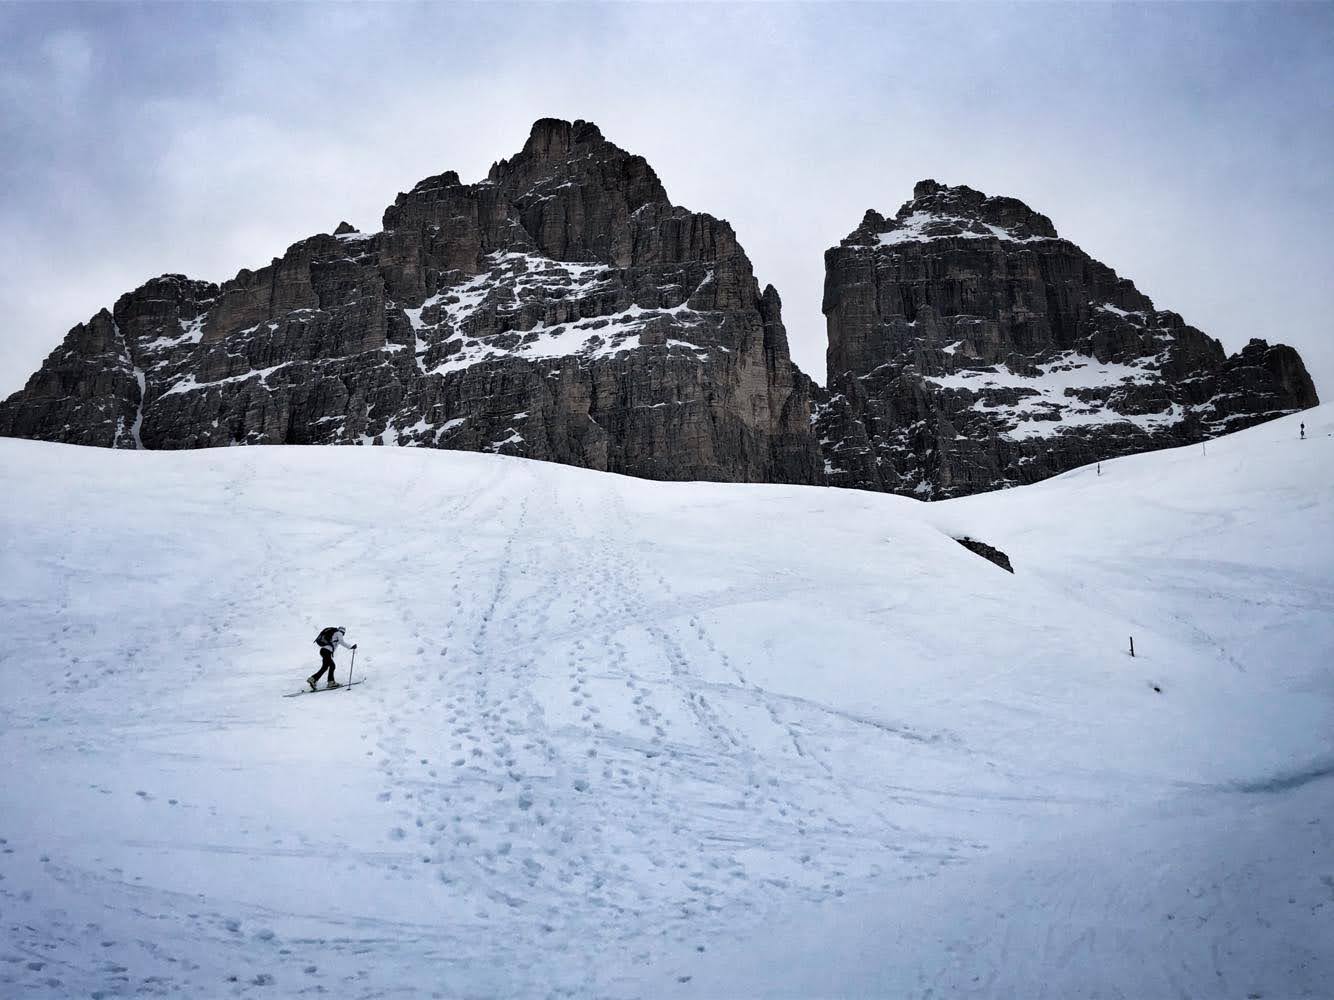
[0,405,1331,998]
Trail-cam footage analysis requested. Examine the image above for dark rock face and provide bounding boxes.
[817,180,1320,498]
[1,119,822,485]
[955,537,1013,574]
[4,158,1318,500]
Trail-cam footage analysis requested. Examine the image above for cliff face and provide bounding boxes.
[816,180,1319,498]
[0,119,823,485]
[4,158,1319,499]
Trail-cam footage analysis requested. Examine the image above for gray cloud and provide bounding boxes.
[2,2,1331,397]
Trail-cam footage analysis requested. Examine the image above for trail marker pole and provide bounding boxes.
[1130,636,1135,658]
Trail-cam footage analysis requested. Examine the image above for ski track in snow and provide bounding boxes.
[0,406,1332,998]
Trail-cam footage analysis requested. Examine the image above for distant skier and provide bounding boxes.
[1300,421,1305,440]
[309,626,356,691]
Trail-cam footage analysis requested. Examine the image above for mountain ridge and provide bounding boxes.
[0,131,1317,498]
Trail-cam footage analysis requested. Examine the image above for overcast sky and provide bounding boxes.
[2,2,1331,397]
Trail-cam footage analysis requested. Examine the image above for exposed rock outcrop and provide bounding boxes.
[0,119,823,485]
[816,180,1319,498]
[955,537,1013,574]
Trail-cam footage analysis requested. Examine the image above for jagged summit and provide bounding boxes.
[381,118,677,272]
[511,117,605,165]
[847,179,1059,249]
[0,119,821,485]
[817,180,1317,498]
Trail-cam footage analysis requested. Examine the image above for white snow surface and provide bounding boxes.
[877,210,1049,247]
[129,369,146,450]
[413,254,711,376]
[1,407,1331,998]
[1094,301,1149,323]
[923,352,1184,439]
[142,314,206,352]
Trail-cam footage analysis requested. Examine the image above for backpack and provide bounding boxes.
[314,626,339,647]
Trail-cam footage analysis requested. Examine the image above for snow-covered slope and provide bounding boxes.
[0,406,1330,998]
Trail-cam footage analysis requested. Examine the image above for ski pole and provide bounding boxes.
[347,647,356,690]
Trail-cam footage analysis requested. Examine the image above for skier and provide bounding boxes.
[309,626,356,691]
[1300,422,1305,440]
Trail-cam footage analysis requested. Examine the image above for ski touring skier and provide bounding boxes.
[309,626,356,691]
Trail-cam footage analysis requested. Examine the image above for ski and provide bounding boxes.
[284,680,365,698]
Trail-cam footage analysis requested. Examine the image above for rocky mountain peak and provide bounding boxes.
[911,178,946,200]
[818,180,1317,498]
[1,119,822,486]
[516,117,605,163]
[402,170,463,200]
[849,179,1060,247]
[483,118,671,234]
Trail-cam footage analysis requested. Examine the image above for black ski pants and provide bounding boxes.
[311,647,337,684]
